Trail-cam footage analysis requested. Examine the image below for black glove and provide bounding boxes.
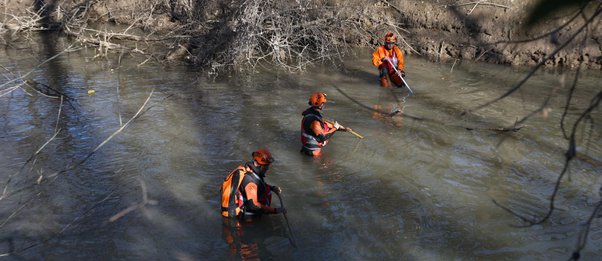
[400,70,406,78]
[270,185,282,194]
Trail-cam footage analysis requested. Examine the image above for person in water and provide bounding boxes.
[221,149,284,218]
[372,32,406,88]
[221,149,288,258]
[241,149,285,217]
[300,92,348,156]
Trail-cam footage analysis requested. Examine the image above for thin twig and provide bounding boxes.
[53,89,154,177]
[109,178,157,222]
[1,95,64,200]
[54,95,63,132]
[1,89,155,202]
[448,1,510,9]
[494,91,602,226]
[570,199,602,260]
[0,44,78,89]
[464,6,602,115]
[450,59,459,73]
[380,0,403,14]
[561,57,584,140]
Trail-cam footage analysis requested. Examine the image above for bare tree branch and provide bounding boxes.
[463,5,602,115]
[495,90,602,226]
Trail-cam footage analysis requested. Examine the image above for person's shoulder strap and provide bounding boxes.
[304,110,323,123]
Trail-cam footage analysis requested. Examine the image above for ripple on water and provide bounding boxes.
[2,48,602,260]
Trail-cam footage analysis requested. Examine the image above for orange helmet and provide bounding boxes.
[252,149,274,165]
[385,32,397,44]
[308,92,327,107]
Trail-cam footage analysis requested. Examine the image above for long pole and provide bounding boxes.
[323,119,364,139]
[384,58,414,94]
[275,192,297,248]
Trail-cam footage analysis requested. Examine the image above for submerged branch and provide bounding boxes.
[1,90,155,202]
[0,44,79,89]
[108,178,157,223]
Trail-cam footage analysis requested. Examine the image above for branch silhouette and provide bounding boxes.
[463,4,602,115]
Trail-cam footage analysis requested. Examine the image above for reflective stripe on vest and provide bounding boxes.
[301,113,328,150]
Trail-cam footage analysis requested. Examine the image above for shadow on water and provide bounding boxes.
[34,0,59,30]
[0,8,600,257]
[187,71,564,260]
[1,56,599,260]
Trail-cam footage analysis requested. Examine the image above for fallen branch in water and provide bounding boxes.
[109,178,157,222]
[0,181,129,256]
[0,96,64,201]
[48,89,155,180]
[0,84,24,98]
[0,89,155,202]
[24,80,75,100]
[0,44,79,90]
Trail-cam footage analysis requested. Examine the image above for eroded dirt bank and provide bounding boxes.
[1,0,600,69]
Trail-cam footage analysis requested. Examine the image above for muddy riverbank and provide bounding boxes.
[1,0,600,69]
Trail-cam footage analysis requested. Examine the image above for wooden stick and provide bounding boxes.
[324,119,364,139]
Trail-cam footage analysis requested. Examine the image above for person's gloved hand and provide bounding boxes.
[274,207,287,214]
[270,185,282,194]
[333,121,342,130]
[399,70,406,78]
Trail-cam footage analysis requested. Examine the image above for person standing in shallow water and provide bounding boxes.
[300,92,348,157]
[240,149,285,217]
[221,149,287,259]
[221,149,285,218]
[372,32,406,88]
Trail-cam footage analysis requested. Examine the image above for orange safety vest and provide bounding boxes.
[372,45,404,71]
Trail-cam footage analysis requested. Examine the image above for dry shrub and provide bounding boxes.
[1,0,398,72]
[178,0,347,72]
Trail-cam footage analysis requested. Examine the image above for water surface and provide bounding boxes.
[0,39,601,260]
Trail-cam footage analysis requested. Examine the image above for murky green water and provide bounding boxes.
[1,36,601,260]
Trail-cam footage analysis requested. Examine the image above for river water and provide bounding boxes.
[1,36,601,260]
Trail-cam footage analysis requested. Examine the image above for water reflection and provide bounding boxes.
[0,44,601,260]
[222,217,290,260]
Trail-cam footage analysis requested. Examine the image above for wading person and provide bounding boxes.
[372,32,406,88]
[221,149,289,258]
[300,92,347,157]
[221,149,285,219]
